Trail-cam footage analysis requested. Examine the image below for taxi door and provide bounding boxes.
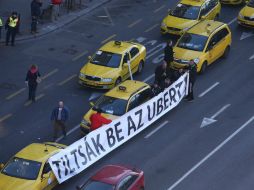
[121,52,131,80]
[40,162,57,190]
[129,47,141,73]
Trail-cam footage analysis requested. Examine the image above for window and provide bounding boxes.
[136,88,152,106]
[209,0,218,8]
[130,47,139,59]
[118,175,138,190]
[170,3,200,20]
[128,96,138,111]
[91,51,122,68]
[217,28,229,42]
[207,33,219,51]
[177,33,208,52]
[123,53,130,64]
[42,162,51,174]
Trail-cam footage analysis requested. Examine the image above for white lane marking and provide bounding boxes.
[198,82,220,98]
[240,31,254,41]
[249,54,254,60]
[143,74,155,83]
[227,18,237,26]
[167,115,254,190]
[55,124,80,142]
[41,69,58,80]
[200,104,231,128]
[89,92,103,101]
[147,44,166,59]
[104,7,114,26]
[136,37,146,43]
[145,121,169,139]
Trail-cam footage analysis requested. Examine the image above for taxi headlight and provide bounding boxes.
[101,78,112,82]
[81,119,90,126]
[161,22,167,28]
[79,73,86,78]
[238,13,244,19]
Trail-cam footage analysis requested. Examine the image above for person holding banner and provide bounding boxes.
[90,108,112,131]
[185,59,197,102]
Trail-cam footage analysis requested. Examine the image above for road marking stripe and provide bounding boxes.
[128,19,142,28]
[58,74,77,86]
[249,54,254,60]
[145,23,160,33]
[227,18,237,26]
[167,115,254,190]
[153,5,166,13]
[211,104,231,119]
[0,114,13,123]
[24,94,45,106]
[55,124,80,142]
[6,88,26,100]
[72,50,88,62]
[101,34,117,44]
[145,121,169,139]
[143,74,155,83]
[41,69,58,80]
[198,82,220,97]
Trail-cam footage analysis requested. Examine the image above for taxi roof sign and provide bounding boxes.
[114,41,122,46]
[118,85,127,91]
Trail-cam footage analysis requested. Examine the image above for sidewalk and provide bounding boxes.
[0,0,110,43]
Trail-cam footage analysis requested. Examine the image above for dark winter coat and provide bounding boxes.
[25,70,41,86]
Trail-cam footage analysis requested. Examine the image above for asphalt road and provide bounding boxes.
[1,0,254,189]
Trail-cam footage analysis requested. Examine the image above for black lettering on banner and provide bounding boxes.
[175,81,183,99]
[85,140,97,161]
[52,161,61,179]
[114,122,124,142]
[70,149,80,169]
[78,145,87,166]
[127,116,136,136]
[106,127,116,148]
[147,101,156,121]
[156,97,164,116]
[169,88,177,105]
[135,109,144,130]
[61,157,69,176]
[163,91,169,110]
[91,134,106,155]
[65,154,75,174]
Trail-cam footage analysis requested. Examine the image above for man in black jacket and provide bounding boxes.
[164,40,174,67]
[185,59,197,102]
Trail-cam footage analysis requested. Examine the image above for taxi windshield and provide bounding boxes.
[247,0,254,7]
[169,3,200,20]
[81,180,114,190]
[93,95,127,116]
[91,51,122,68]
[177,33,208,51]
[1,157,41,180]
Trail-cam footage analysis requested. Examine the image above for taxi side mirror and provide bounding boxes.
[200,15,205,20]
[88,56,92,60]
[0,163,4,170]
[41,172,50,180]
[89,101,94,107]
[123,62,128,67]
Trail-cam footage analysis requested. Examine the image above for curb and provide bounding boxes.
[1,0,110,43]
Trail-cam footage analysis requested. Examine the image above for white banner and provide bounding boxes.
[49,72,189,183]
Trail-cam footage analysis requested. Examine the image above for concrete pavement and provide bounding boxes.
[0,0,110,43]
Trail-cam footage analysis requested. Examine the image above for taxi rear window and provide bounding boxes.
[170,3,200,20]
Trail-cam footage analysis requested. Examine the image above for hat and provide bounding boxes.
[30,65,38,74]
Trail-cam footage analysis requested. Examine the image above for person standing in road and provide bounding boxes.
[0,17,3,40]
[25,64,41,102]
[31,0,42,33]
[51,101,69,141]
[90,108,112,131]
[5,12,19,46]
[51,0,62,21]
[185,59,197,102]
[164,40,174,67]
[153,60,171,91]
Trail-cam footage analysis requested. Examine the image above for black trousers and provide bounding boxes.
[53,120,67,140]
[31,20,37,33]
[28,84,37,101]
[6,27,17,45]
[186,81,194,100]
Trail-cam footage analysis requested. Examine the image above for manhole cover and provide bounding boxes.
[48,47,55,51]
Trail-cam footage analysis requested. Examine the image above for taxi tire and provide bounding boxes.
[222,46,230,59]
[115,78,122,86]
[200,61,208,74]
[137,61,144,74]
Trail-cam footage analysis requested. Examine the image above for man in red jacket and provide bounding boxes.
[90,109,112,131]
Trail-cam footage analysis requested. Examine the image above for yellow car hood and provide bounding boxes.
[240,6,254,16]
[174,47,203,60]
[81,63,119,78]
[84,109,119,123]
[0,174,37,190]
[164,15,198,29]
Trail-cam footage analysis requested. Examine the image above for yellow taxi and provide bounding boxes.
[172,20,231,73]
[161,0,221,36]
[238,0,254,27]
[220,0,246,5]
[80,80,151,134]
[79,41,146,89]
[0,142,66,190]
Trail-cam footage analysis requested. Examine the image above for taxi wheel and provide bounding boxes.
[222,46,230,59]
[115,78,122,86]
[200,61,207,74]
[137,61,144,74]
